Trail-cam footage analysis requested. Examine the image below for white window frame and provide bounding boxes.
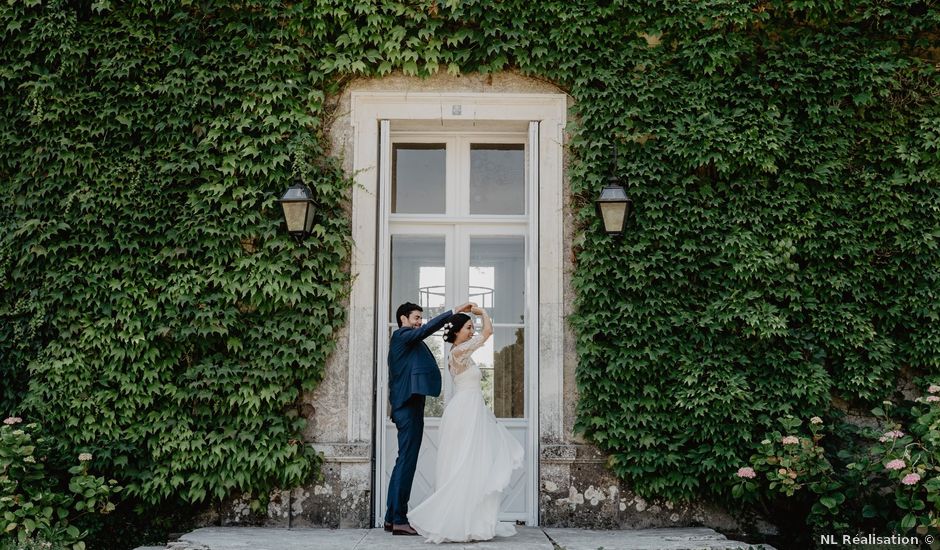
[389,132,530,220]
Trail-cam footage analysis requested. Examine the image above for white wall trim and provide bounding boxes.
[348,91,566,527]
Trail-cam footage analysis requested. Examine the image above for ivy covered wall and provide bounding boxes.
[1,0,938,533]
[0,1,353,507]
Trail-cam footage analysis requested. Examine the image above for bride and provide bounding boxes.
[407,306,524,543]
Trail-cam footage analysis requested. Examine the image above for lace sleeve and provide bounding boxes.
[449,332,485,376]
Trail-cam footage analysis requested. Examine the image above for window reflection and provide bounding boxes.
[471,327,524,418]
[469,238,525,324]
[392,144,446,214]
[390,236,446,321]
[470,144,525,215]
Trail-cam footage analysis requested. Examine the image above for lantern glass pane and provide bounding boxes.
[600,202,626,233]
[304,203,315,233]
[282,201,308,233]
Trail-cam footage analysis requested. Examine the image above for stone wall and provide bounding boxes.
[539,444,774,534]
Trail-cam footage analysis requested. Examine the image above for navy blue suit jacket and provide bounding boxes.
[387,309,451,410]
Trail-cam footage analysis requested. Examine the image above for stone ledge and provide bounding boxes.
[541,444,607,464]
[311,442,371,463]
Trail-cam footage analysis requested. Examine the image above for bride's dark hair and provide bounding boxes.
[442,313,471,343]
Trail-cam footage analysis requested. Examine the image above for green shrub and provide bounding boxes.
[0,418,121,550]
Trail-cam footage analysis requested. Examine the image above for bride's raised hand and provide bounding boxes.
[473,306,493,339]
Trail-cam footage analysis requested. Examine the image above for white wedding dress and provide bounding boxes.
[407,332,525,543]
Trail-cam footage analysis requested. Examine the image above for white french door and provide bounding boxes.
[374,122,539,525]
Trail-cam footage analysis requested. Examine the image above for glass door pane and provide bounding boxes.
[469,143,525,215]
[390,235,447,320]
[390,234,447,416]
[392,144,446,213]
[468,236,526,418]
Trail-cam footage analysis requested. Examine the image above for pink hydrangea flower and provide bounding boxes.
[736,467,756,479]
[879,430,905,442]
[3,417,22,425]
[927,396,940,403]
[781,436,800,445]
[810,416,823,424]
[885,459,906,470]
[928,384,940,394]
[902,473,921,485]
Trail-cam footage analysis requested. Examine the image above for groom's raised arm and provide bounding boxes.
[397,309,454,346]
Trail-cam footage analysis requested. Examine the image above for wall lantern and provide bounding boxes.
[595,146,631,235]
[278,179,316,239]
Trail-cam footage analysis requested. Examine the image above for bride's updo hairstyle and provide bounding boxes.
[442,313,471,343]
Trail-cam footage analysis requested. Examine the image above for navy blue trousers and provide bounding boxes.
[385,394,425,525]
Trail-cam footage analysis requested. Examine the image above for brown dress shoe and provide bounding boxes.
[383,522,392,532]
[392,523,419,536]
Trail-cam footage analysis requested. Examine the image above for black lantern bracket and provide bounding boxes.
[595,143,632,236]
[278,178,316,240]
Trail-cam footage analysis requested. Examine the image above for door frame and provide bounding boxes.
[348,92,567,528]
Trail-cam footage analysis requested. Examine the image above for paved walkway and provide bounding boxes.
[140,526,774,550]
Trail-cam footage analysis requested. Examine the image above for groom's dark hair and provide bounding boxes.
[396,302,423,327]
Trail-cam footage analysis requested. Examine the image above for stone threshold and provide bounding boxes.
[135,526,775,550]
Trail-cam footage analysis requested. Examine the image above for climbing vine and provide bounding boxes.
[1,0,938,531]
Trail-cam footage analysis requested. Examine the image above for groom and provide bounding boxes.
[385,301,473,535]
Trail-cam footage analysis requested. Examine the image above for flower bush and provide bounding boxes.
[865,391,940,535]
[0,418,121,550]
[732,415,838,512]
[733,381,940,540]
[0,536,65,550]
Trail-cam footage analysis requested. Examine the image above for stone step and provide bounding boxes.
[544,527,774,549]
[135,525,774,550]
